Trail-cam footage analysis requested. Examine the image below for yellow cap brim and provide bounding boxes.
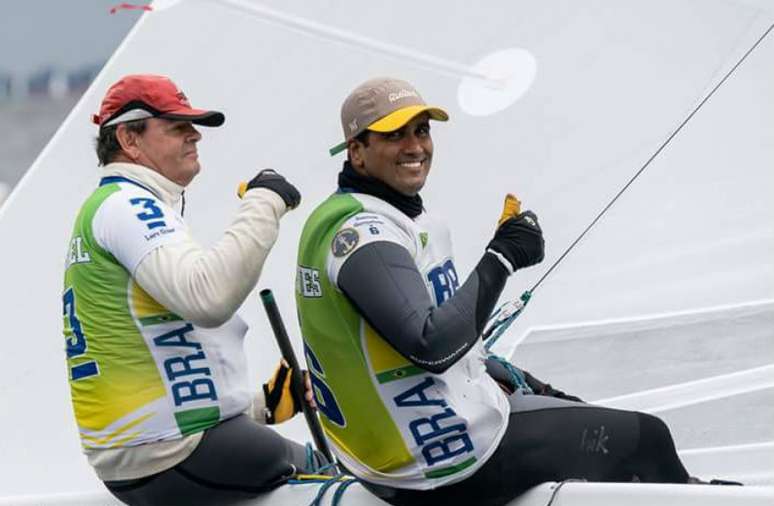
[367,105,449,133]
[328,105,449,156]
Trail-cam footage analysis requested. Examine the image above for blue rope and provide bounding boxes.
[305,442,315,470]
[296,475,358,506]
[288,478,330,484]
[309,477,341,506]
[482,291,534,394]
[294,443,361,506]
[486,353,532,393]
[331,477,360,505]
[483,290,531,352]
[304,442,337,475]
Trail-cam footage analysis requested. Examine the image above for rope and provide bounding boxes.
[309,477,342,506]
[483,291,531,350]
[331,477,361,504]
[303,442,337,475]
[289,474,358,506]
[486,353,533,393]
[544,479,586,506]
[484,21,774,346]
[529,21,774,295]
[290,443,359,506]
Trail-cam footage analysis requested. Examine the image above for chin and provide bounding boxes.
[399,185,422,197]
[180,168,200,186]
[408,180,426,195]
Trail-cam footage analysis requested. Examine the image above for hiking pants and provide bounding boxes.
[364,392,690,506]
[104,414,323,506]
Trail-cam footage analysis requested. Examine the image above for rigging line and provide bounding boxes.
[211,0,502,87]
[528,21,774,295]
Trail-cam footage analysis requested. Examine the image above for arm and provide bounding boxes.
[338,243,507,374]
[338,207,544,374]
[135,188,286,327]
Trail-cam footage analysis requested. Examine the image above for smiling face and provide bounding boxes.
[117,118,202,186]
[348,113,433,196]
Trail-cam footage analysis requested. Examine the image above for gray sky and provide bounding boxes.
[0,1,140,188]
[0,0,141,77]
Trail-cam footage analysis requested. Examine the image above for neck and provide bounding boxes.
[338,161,424,218]
[101,162,185,209]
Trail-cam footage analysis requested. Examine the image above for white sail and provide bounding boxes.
[0,0,772,503]
[0,182,8,207]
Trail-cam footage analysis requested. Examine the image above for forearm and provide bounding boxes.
[339,242,509,373]
[135,188,287,327]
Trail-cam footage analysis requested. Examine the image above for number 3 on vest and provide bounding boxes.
[63,288,99,380]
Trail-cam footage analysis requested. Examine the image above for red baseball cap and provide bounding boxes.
[92,74,225,128]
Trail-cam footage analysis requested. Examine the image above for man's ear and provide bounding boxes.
[348,140,365,171]
[115,123,142,161]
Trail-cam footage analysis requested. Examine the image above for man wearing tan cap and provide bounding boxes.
[63,74,327,505]
[296,77,701,503]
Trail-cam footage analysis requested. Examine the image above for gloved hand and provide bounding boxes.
[523,370,583,402]
[262,360,302,424]
[487,209,545,272]
[238,169,301,209]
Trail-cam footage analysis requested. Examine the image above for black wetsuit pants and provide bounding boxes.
[104,414,324,506]
[364,393,690,506]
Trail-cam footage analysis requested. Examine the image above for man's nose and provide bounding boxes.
[401,133,422,153]
[187,126,202,143]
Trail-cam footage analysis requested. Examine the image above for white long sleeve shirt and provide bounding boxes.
[86,162,282,480]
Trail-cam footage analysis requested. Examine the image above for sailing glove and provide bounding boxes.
[263,360,302,424]
[487,210,545,272]
[241,169,301,209]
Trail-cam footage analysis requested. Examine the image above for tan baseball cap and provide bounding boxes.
[329,77,449,156]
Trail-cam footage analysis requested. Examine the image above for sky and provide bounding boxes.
[0,1,142,190]
[0,0,141,78]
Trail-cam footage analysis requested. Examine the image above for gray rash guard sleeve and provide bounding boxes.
[338,241,510,374]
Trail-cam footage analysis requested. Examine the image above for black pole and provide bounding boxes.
[259,289,335,466]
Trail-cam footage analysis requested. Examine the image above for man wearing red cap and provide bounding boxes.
[296,77,703,505]
[63,74,325,505]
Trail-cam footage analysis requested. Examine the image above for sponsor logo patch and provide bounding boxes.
[297,266,322,298]
[388,89,419,102]
[331,228,359,257]
[353,214,384,226]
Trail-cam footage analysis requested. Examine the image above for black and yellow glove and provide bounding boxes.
[498,193,522,226]
[237,169,301,209]
[487,193,544,272]
[262,360,301,424]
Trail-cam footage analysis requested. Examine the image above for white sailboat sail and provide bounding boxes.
[0,0,771,504]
